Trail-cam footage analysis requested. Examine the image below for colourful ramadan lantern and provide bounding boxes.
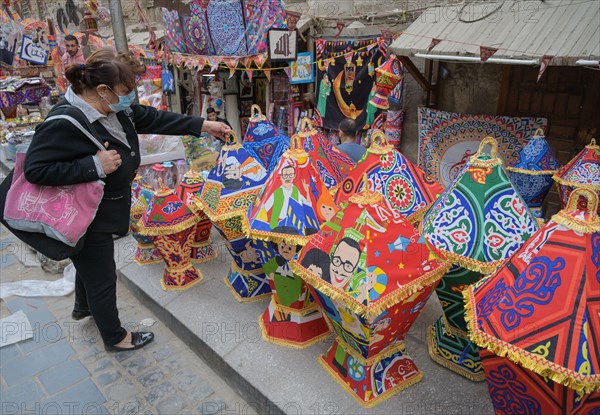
[553,138,600,214]
[296,117,355,190]
[291,176,450,407]
[369,54,403,110]
[243,104,290,176]
[130,176,162,265]
[464,188,600,414]
[245,135,332,348]
[421,137,540,381]
[175,170,216,263]
[507,128,561,218]
[138,186,201,290]
[194,132,271,302]
[334,130,443,224]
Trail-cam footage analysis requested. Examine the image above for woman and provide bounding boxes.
[24,48,230,352]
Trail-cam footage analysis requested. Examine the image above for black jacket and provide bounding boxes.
[24,100,205,235]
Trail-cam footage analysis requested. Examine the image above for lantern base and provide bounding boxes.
[161,264,203,291]
[480,350,600,414]
[428,317,485,382]
[259,302,330,349]
[225,262,272,302]
[190,241,217,264]
[134,244,163,265]
[319,339,423,408]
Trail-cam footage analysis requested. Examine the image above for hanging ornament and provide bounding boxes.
[479,46,498,62]
[368,60,375,77]
[355,54,363,67]
[427,38,441,53]
[369,54,403,110]
[537,55,554,82]
[344,52,356,94]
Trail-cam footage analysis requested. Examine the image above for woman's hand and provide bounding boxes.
[203,120,231,141]
[97,141,122,174]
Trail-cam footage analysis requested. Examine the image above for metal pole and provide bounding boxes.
[108,0,129,54]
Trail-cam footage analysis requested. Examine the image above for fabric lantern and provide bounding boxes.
[175,170,216,263]
[243,104,290,176]
[244,136,332,348]
[296,117,355,189]
[291,177,450,407]
[369,54,403,110]
[384,110,405,150]
[421,137,540,381]
[553,138,600,214]
[130,176,162,265]
[507,128,561,218]
[138,187,201,290]
[334,130,443,224]
[194,133,271,302]
[464,188,600,413]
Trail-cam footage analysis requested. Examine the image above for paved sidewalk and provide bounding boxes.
[0,225,254,415]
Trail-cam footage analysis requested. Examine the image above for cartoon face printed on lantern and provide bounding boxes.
[330,237,361,290]
[281,165,296,189]
[301,248,331,282]
[277,240,300,261]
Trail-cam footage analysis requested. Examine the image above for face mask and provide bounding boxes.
[102,87,136,112]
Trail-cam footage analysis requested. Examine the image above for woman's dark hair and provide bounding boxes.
[64,47,146,94]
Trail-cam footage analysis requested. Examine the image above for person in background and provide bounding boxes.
[336,118,366,163]
[24,48,231,353]
[61,34,86,75]
[206,107,231,128]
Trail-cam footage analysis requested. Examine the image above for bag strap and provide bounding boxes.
[46,105,106,152]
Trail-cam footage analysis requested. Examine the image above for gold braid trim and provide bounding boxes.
[552,212,600,233]
[272,302,319,317]
[258,315,331,349]
[506,166,558,176]
[138,216,199,236]
[553,177,600,191]
[469,158,503,168]
[223,276,272,303]
[290,261,450,321]
[464,287,600,393]
[317,355,423,409]
[434,248,502,275]
[427,324,486,382]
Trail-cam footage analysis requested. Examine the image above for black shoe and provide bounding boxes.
[105,332,154,352]
[71,309,92,320]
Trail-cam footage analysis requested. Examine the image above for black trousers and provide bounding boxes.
[70,231,127,346]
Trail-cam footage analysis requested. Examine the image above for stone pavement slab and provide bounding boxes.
[0,227,253,415]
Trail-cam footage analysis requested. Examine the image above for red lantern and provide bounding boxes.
[369,55,403,110]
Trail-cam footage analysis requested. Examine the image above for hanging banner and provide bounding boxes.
[19,35,48,64]
[315,36,386,130]
[289,51,314,84]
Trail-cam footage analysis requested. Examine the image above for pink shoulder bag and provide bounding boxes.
[3,114,106,247]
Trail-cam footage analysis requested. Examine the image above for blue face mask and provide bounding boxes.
[104,87,136,112]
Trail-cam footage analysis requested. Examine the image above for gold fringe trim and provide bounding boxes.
[427,324,486,382]
[406,202,433,224]
[290,261,450,321]
[552,212,600,233]
[134,257,163,266]
[317,355,423,409]
[434,248,503,275]
[469,158,503,168]
[160,270,204,292]
[553,177,600,191]
[463,287,600,393]
[506,166,558,176]
[223,276,272,303]
[272,301,319,317]
[138,216,199,236]
[137,242,157,249]
[241,215,313,246]
[258,315,331,349]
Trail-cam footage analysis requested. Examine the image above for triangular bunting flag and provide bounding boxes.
[207,56,220,73]
[286,10,301,31]
[253,53,267,69]
[335,21,346,38]
[197,56,208,69]
[537,55,553,82]
[222,57,239,79]
[480,46,498,62]
[264,69,271,82]
[242,56,253,69]
[245,69,253,81]
[283,67,292,80]
[427,38,441,52]
[344,51,353,65]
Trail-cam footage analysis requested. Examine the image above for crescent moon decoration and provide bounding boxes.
[333,71,364,120]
